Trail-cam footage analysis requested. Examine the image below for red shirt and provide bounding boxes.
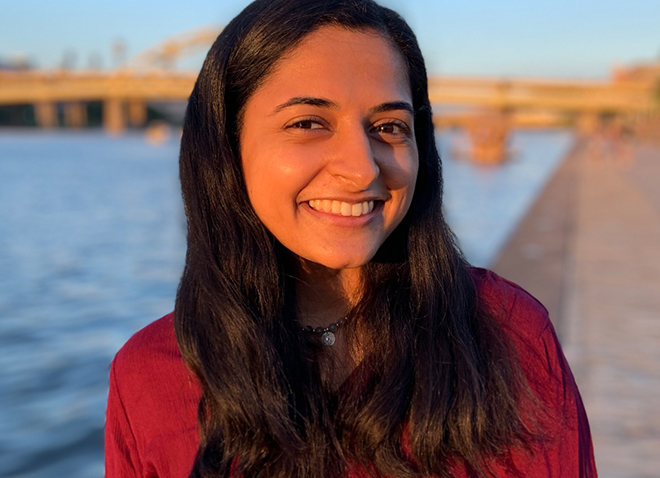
[105,268,597,477]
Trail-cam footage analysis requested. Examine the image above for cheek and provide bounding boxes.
[405,153,420,190]
[243,142,286,188]
[393,149,419,220]
[242,144,320,213]
[375,143,419,192]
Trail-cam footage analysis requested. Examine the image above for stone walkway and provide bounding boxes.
[492,137,660,477]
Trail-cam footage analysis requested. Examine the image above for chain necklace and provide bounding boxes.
[301,316,346,346]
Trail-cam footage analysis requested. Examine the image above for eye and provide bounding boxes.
[371,120,412,139]
[286,118,325,130]
[375,123,402,134]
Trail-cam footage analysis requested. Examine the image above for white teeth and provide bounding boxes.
[308,199,377,217]
[340,202,352,216]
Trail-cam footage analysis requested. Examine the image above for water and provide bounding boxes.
[439,129,574,266]
[0,128,573,477]
[0,131,185,478]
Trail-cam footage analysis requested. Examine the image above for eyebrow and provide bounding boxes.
[272,97,414,116]
[368,101,414,116]
[272,97,338,114]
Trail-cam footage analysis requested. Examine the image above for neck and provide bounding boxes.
[293,257,366,387]
[293,258,362,328]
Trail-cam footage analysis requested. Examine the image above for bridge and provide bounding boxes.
[1,28,658,161]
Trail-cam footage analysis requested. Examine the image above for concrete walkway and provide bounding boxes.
[492,137,660,477]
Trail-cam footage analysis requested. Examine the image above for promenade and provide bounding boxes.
[492,135,660,477]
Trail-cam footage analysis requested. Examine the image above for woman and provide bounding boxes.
[105,0,596,477]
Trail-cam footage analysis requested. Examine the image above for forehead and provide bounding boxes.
[255,26,411,103]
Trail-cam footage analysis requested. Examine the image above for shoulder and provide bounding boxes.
[107,313,201,476]
[114,312,178,359]
[469,267,582,409]
[468,268,597,475]
[112,313,184,385]
[109,312,200,430]
[468,267,552,343]
[468,267,569,394]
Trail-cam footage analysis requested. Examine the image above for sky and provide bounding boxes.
[1,0,659,79]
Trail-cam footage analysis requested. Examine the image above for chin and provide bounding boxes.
[306,250,379,271]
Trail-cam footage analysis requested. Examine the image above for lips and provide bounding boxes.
[308,199,375,217]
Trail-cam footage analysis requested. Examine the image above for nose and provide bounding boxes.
[326,126,380,190]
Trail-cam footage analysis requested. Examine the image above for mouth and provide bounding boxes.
[308,199,376,217]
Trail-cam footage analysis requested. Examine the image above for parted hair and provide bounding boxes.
[175,0,535,477]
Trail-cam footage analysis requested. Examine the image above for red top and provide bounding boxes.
[105,268,597,477]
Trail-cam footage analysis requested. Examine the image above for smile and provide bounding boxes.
[308,199,375,217]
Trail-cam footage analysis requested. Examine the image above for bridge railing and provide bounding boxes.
[428,77,654,113]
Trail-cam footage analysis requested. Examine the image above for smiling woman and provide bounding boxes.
[240,27,418,274]
[104,1,597,477]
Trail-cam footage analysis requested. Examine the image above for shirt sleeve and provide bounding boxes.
[105,358,143,477]
[535,322,597,478]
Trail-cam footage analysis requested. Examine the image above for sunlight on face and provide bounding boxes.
[240,26,418,271]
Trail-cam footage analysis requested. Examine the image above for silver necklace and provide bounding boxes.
[301,316,346,346]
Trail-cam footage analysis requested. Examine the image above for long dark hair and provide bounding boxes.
[175,0,535,477]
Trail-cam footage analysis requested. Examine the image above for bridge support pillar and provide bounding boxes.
[63,102,87,128]
[127,100,148,128]
[577,112,600,136]
[465,111,510,164]
[104,99,125,135]
[34,102,58,128]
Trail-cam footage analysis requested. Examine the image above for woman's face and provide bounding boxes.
[240,26,418,271]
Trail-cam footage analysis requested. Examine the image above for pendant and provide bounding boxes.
[321,331,336,346]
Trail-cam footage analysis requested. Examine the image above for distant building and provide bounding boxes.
[613,61,660,85]
[0,54,33,71]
